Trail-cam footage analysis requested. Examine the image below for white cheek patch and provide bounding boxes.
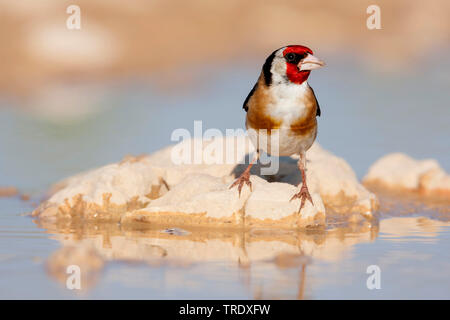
[270,52,288,85]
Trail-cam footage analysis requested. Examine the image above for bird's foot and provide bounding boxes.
[290,184,314,213]
[229,171,252,197]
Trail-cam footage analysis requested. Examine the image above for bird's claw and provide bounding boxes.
[229,171,252,197]
[290,185,314,213]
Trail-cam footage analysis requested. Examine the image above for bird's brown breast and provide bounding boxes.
[246,76,281,131]
[288,86,318,136]
[246,73,318,137]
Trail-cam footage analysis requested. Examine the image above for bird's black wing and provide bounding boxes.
[243,82,258,112]
[309,85,321,117]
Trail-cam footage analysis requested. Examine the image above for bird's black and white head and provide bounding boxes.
[262,45,325,86]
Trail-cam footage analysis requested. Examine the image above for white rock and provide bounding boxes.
[131,173,250,219]
[244,176,325,227]
[55,161,159,205]
[146,134,255,186]
[420,168,450,194]
[363,153,450,197]
[32,157,165,221]
[280,143,378,215]
[34,135,378,225]
[123,174,325,228]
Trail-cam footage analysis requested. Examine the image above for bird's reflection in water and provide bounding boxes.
[37,217,379,298]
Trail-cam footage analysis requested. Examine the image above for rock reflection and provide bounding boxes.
[46,245,104,292]
[37,216,450,298]
[37,217,380,297]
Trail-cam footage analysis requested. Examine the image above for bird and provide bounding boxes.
[229,45,325,213]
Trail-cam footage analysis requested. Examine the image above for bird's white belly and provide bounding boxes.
[247,127,316,156]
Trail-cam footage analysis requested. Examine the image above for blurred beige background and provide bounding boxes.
[1,0,449,98]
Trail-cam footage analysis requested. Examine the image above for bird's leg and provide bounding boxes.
[290,152,314,212]
[229,151,259,197]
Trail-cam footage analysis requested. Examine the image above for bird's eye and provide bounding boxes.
[285,53,296,62]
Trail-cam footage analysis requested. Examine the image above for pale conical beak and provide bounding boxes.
[298,54,325,71]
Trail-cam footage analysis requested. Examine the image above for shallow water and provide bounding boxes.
[0,56,449,299]
[1,196,449,299]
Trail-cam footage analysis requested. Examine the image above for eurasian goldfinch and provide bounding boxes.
[230,45,325,212]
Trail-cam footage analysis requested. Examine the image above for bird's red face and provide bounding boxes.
[282,45,325,85]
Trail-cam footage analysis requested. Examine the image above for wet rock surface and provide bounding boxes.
[33,136,381,228]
